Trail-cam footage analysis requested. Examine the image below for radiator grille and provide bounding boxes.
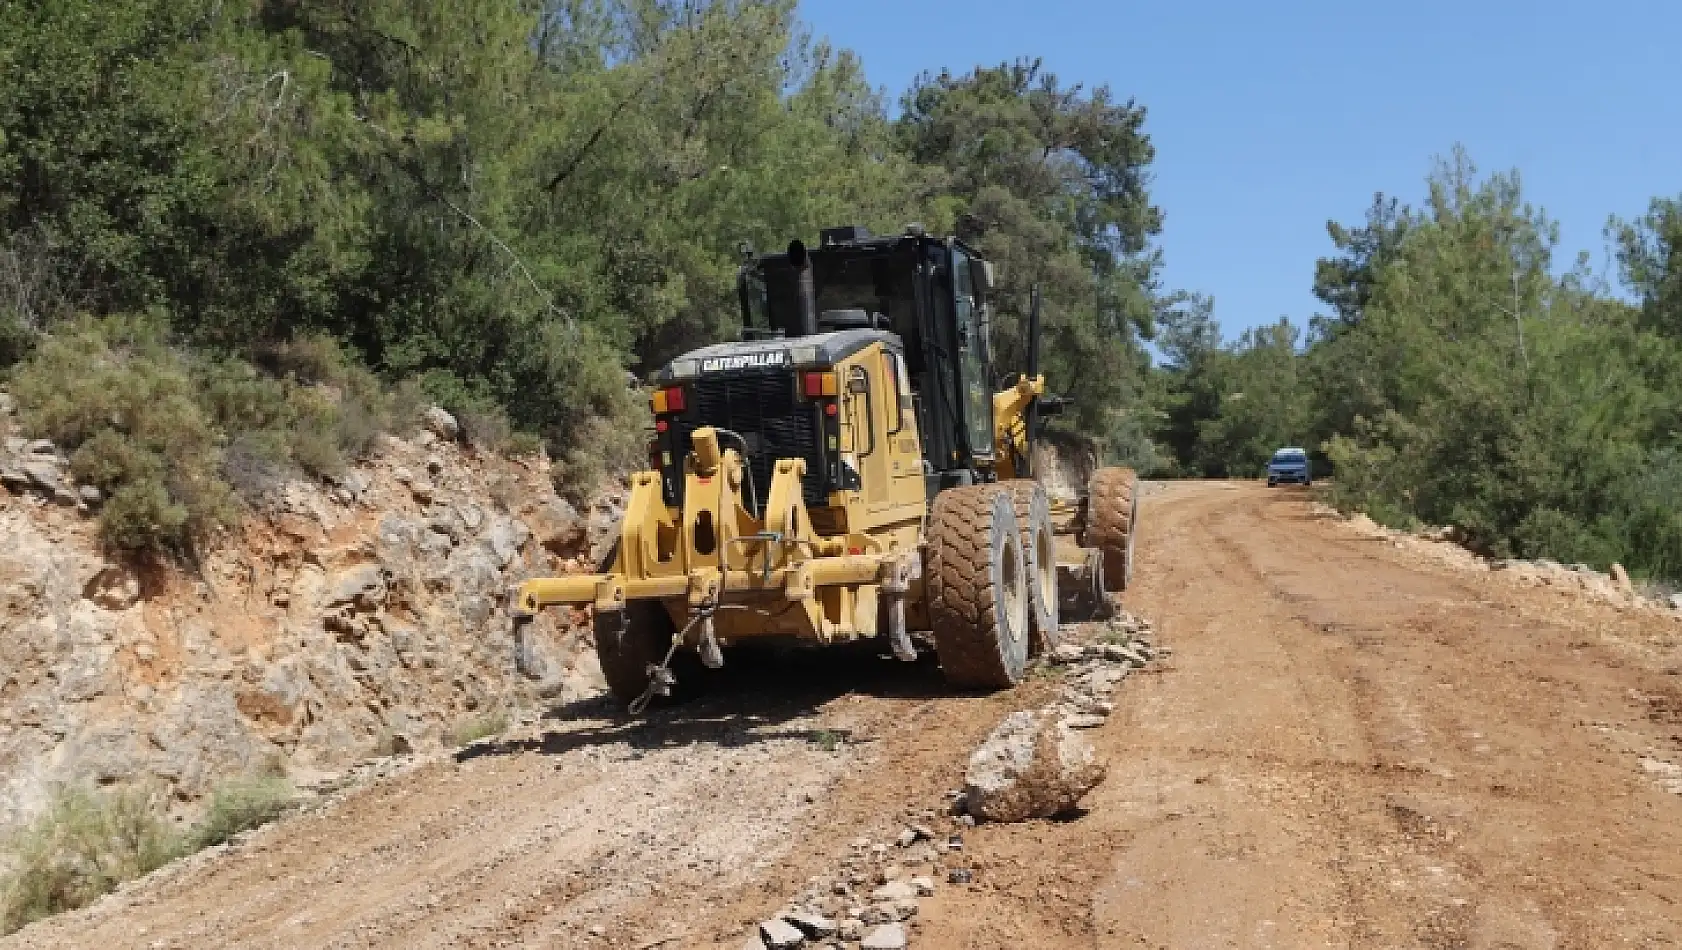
[670,371,827,510]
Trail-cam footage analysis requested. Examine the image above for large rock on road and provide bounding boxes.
[962,710,1107,822]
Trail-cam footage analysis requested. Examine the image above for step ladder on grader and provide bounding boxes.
[513,226,1141,709]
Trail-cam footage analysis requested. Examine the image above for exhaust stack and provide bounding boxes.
[788,239,818,337]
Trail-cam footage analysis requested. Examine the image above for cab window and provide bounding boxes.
[952,252,992,458]
[883,350,908,434]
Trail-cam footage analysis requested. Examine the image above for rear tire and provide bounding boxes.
[1086,466,1139,593]
[1001,480,1060,653]
[926,485,1030,689]
[591,542,702,709]
[594,601,679,707]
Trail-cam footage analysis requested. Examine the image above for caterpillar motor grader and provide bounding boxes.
[512,225,1140,709]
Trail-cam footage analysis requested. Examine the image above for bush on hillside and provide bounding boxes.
[187,777,294,850]
[12,316,238,553]
[9,318,443,554]
[0,777,297,934]
[0,786,181,934]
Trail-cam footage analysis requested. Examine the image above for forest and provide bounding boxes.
[2,0,1678,582]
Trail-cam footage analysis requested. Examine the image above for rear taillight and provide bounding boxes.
[802,371,837,398]
[650,385,687,414]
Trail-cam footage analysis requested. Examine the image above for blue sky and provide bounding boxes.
[798,0,1681,340]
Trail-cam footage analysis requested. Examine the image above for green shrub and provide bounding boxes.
[285,389,346,477]
[263,334,347,387]
[0,787,182,934]
[506,431,546,457]
[68,429,165,494]
[220,431,292,506]
[385,378,428,438]
[456,405,510,452]
[187,777,293,850]
[195,359,293,435]
[0,777,300,933]
[99,480,191,552]
[12,316,235,554]
[0,308,36,369]
[9,319,431,554]
[552,413,646,505]
[332,385,384,461]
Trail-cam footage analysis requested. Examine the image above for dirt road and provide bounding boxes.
[9,482,1682,949]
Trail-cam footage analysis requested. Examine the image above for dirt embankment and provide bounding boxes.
[0,406,616,828]
[6,481,1682,949]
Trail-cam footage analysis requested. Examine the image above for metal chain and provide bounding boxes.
[626,599,717,716]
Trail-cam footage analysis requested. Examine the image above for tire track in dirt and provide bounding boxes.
[910,482,1682,949]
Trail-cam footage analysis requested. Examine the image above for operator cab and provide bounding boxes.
[738,226,999,485]
[648,226,999,517]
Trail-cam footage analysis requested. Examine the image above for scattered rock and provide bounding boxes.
[423,406,460,441]
[20,459,62,493]
[338,471,370,504]
[1101,643,1146,666]
[1670,593,1682,611]
[1049,643,1086,665]
[963,710,1107,822]
[758,916,805,949]
[78,484,103,506]
[860,903,897,925]
[1062,713,1107,730]
[23,439,56,456]
[1640,757,1682,795]
[870,881,915,902]
[740,935,769,950]
[1611,562,1633,594]
[948,868,973,884]
[84,565,141,611]
[836,918,864,941]
[326,565,386,609]
[860,922,908,950]
[909,876,935,896]
[484,517,529,567]
[780,908,836,938]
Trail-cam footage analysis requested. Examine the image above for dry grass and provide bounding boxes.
[0,787,180,933]
[0,777,297,935]
[448,710,510,747]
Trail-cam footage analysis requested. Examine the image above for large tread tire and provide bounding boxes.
[925,485,1031,689]
[1000,480,1060,653]
[591,544,702,708]
[1087,466,1140,593]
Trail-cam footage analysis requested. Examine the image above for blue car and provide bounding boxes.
[1266,447,1311,487]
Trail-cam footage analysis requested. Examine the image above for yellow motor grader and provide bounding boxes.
[513,226,1140,708]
